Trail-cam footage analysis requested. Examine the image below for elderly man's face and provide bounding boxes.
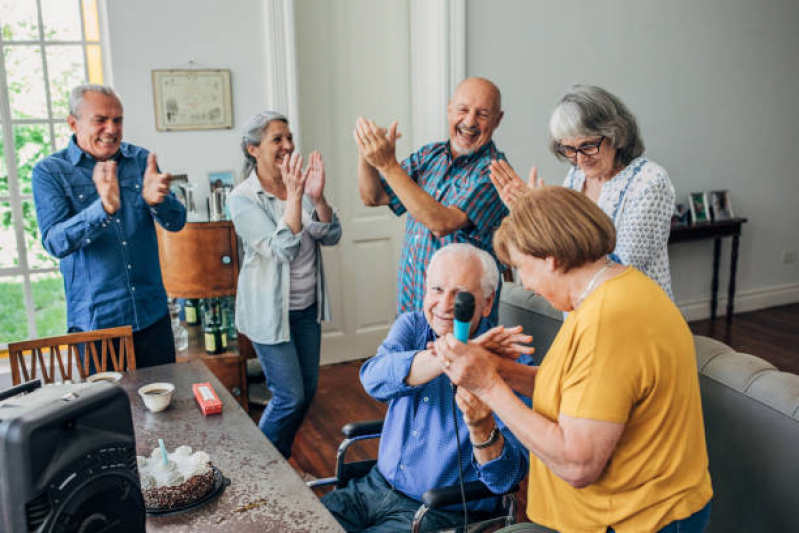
[67,91,123,162]
[447,78,503,158]
[423,253,493,338]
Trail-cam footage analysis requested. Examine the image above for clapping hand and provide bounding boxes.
[353,117,402,172]
[142,153,172,206]
[489,160,544,209]
[92,160,120,214]
[280,151,310,201]
[304,150,326,205]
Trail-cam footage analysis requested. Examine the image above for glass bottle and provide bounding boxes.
[203,305,220,355]
[168,299,188,352]
[184,298,199,325]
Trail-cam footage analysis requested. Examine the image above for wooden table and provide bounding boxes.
[119,361,343,532]
[669,218,748,323]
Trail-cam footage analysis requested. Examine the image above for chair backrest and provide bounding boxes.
[8,326,136,385]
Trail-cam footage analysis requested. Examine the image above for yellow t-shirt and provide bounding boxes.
[527,267,713,532]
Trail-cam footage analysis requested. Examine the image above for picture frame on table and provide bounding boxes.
[672,203,691,226]
[689,192,710,224]
[709,190,734,221]
[208,170,235,193]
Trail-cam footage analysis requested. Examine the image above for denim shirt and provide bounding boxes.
[229,173,342,345]
[32,136,187,332]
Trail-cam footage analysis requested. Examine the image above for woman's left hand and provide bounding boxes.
[304,151,326,204]
[434,334,500,395]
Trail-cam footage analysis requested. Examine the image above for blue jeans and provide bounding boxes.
[321,466,465,532]
[252,303,320,459]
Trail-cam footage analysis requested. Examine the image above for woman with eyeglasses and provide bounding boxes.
[490,85,675,298]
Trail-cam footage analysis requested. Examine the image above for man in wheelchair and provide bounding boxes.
[321,243,533,532]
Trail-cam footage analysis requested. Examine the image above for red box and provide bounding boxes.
[193,382,222,416]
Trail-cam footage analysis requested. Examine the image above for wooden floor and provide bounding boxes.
[250,303,799,523]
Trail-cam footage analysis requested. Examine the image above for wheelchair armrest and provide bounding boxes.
[421,481,519,509]
[341,419,384,438]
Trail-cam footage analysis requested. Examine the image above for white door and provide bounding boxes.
[295,0,412,364]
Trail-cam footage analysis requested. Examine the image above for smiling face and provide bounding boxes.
[558,135,618,181]
[67,91,123,161]
[423,252,493,337]
[247,120,294,178]
[447,78,503,158]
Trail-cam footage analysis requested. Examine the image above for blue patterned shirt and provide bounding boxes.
[361,312,530,513]
[381,141,509,315]
[564,157,675,299]
[32,136,186,332]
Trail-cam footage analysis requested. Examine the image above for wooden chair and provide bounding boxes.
[8,326,136,386]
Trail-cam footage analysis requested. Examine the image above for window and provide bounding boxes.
[1,0,105,346]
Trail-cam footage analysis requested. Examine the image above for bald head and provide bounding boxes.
[447,77,504,157]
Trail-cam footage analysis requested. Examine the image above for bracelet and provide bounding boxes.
[471,426,500,450]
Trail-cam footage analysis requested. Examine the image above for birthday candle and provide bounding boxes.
[159,439,168,465]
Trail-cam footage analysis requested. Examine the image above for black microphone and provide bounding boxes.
[453,291,475,344]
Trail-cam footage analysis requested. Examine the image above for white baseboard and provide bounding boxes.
[678,282,799,322]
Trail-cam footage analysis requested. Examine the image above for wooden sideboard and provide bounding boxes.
[156,221,251,411]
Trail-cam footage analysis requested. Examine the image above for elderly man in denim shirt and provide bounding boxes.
[32,84,186,367]
[321,243,532,532]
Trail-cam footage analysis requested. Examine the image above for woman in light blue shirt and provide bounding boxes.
[230,111,342,458]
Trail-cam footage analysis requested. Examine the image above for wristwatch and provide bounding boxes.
[471,425,500,449]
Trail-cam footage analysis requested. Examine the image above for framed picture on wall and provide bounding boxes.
[689,192,710,224]
[152,69,233,131]
[709,190,734,221]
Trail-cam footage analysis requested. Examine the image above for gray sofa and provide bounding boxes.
[499,282,799,533]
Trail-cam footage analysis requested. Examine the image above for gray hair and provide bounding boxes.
[548,85,645,168]
[69,84,120,117]
[241,110,288,178]
[428,243,499,302]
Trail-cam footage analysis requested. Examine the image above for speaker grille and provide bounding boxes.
[25,492,51,531]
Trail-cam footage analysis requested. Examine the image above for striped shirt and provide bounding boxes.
[381,140,509,315]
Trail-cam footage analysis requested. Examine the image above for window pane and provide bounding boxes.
[4,46,48,119]
[54,123,72,151]
[23,199,57,269]
[47,45,86,118]
[14,124,52,195]
[86,44,103,84]
[0,276,29,344]
[41,0,82,41]
[82,0,101,42]
[0,0,40,41]
[32,271,66,338]
[0,130,7,196]
[0,201,20,268]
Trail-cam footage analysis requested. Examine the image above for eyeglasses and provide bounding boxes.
[557,136,604,159]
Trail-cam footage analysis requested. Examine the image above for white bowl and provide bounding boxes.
[138,382,175,413]
[86,371,123,384]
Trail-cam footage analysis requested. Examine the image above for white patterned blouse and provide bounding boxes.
[564,157,675,299]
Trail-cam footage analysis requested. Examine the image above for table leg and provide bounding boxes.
[711,237,721,320]
[727,234,741,324]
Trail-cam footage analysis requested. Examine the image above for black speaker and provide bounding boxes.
[0,380,145,533]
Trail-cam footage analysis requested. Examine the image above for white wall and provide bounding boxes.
[103,0,271,218]
[466,0,799,317]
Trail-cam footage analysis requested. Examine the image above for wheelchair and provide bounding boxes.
[308,419,518,533]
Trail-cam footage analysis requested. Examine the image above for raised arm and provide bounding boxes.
[354,117,470,237]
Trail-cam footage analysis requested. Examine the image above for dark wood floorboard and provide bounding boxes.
[250,303,799,524]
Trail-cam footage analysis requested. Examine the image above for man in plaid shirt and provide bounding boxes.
[354,77,509,319]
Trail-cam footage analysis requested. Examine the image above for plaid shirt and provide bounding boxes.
[381,140,509,315]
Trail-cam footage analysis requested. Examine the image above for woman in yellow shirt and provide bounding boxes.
[435,186,712,532]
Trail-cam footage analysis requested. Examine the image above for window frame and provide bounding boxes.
[0,0,106,347]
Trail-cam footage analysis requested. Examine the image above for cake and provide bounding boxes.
[137,445,215,509]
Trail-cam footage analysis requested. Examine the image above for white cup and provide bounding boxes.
[138,382,175,413]
[86,371,123,384]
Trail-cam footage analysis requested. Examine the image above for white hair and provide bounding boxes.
[428,243,499,301]
[69,84,120,117]
[240,110,288,178]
